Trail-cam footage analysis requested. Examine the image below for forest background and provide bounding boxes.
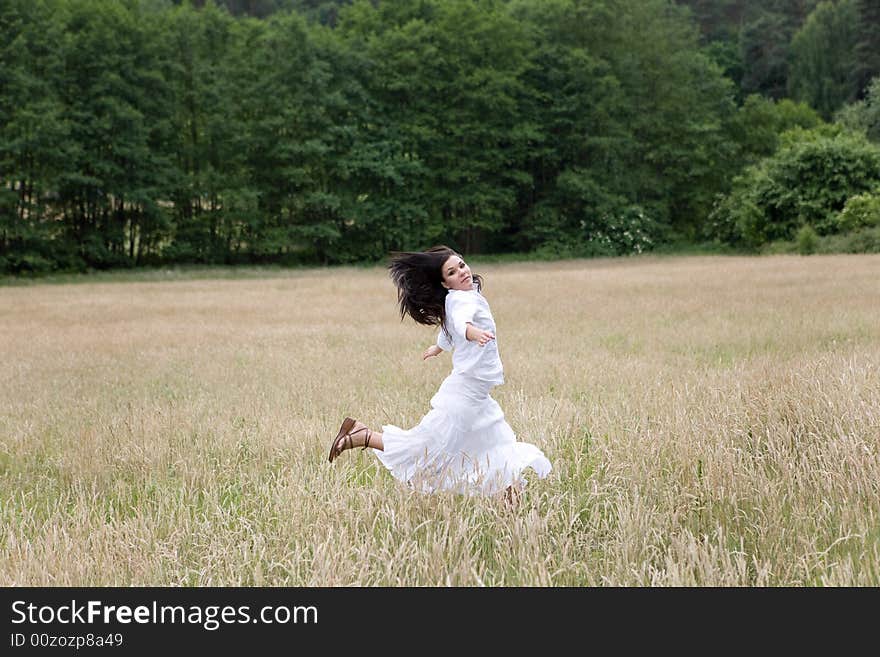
[2,0,880,274]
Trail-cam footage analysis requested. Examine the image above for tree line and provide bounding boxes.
[2,0,879,273]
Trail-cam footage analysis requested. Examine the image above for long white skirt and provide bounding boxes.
[373,372,552,496]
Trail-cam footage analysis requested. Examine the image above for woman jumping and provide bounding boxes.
[327,245,551,497]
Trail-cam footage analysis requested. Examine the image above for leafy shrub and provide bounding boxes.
[817,225,880,253]
[527,202,662,258]
[593,205,662,255]
[761,225,880,255]
[796,225,819,254]
[835,192,880,232]
[760,239,797,255]
[709,128,880,247]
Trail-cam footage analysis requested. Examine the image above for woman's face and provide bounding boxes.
[441,255,473,291]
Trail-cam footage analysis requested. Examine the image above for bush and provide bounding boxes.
[818,225,880,253]
[760,239,797,255]
[529,204,663,258]
[796,225,819,255]
[593,205,662,255]
[709,128,880,247]
[761,225,880,255]
[836,192,880,232]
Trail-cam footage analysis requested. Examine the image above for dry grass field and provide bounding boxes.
[1,254,879,586]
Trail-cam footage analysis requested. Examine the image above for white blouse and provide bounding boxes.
[436,287,504,385]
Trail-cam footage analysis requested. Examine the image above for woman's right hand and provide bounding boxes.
[423,345,443,360]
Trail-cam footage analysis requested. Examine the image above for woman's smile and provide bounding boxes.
[442,255,473,291]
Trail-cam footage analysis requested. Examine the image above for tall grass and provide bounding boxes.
[1,255,878,585]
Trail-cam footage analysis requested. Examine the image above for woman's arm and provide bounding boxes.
[423,345,443,360]
[436,326,453,352]
[465,322,495,346]
[425,325,492,358]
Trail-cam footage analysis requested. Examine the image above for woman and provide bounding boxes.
[328,245,551,497]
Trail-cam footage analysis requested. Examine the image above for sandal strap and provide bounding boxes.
[347,425,372,450]
[336,433,350,456]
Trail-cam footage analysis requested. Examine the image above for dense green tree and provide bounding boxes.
[0,0,78,272]
[854,0,880,96]
[242,11,363,263]
[788,0,860,119]
[739,10,794,99]
[681,1,824,101]
[4,0,877,273]
[676,0,746,41]
[339,0,536,254]
[174,0,352,22]
[513,0,737,248]
[161,3,257,263]
[53,0,176,268]
[617,0,738,238]
[729,94,823,165]
[507,0,632,253]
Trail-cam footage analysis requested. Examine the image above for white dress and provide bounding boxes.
[373,285,552,496]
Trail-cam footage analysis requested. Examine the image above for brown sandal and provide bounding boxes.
[328,417,373,463]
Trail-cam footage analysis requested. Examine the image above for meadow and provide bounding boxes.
[1,254,879,586]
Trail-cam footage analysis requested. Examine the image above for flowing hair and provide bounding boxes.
[388,245,483,331]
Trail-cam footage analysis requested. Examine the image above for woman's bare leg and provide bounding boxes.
[335,419,384,454]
